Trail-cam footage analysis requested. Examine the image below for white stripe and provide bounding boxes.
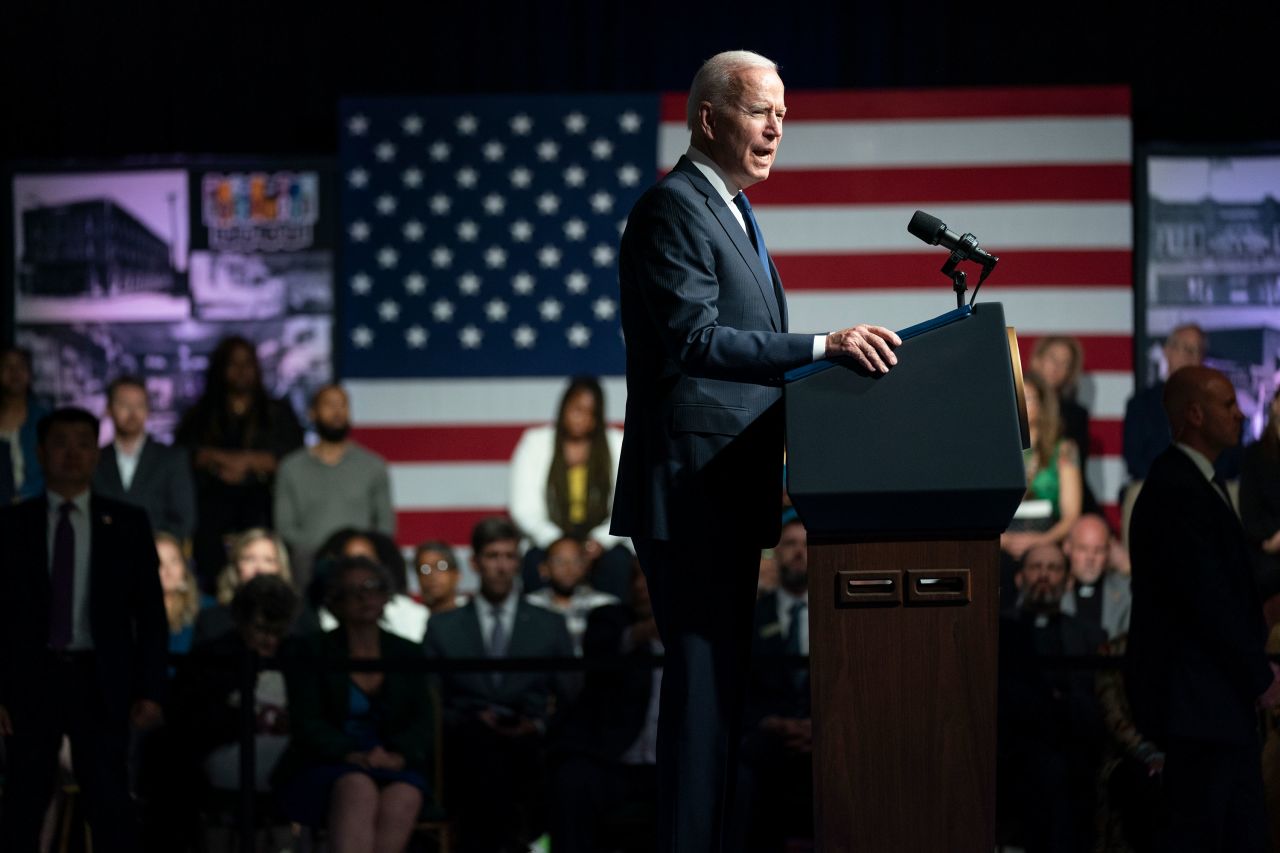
[786,288,1133,336]
[1086,456,1127,505]
[390,462,509,509]
[349,376,628,426]
[758,203,1133,253]
[1079,373,1134,421]
[659,117,1131,170]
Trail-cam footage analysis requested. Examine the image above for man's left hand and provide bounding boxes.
[130,699,164,730]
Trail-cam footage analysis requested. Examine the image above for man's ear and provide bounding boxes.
[698,101,717,140]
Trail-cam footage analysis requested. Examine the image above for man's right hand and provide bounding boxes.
[1259,662,1280,710]
[825,325,901,374]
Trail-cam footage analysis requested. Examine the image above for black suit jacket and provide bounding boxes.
[611,156,816,546]
[0,493,168,722]
[93,437,197,541]
[423,598,576,726]
[552,603,656,761]
[1125,446,1272,746]
[1240,440,1280,597]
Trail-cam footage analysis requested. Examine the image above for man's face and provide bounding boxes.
[1064,518,1109,585]
[0,351,31,397]
[1165,329,1206,374]
[476,538,520,601]
[774,522,808,592]
[701,66,785,190]
[1016,544,1070,610]
[310,387,351,435]
[416,548,459,606]
[37,422,99,492]
[542,539,588,595]
[108,384,149,439]
[1195,375,1244,457]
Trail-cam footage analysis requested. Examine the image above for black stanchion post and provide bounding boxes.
[237,647,258,852]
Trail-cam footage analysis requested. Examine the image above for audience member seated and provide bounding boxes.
[1030,335,1102,516]
[275,383,395,592]
[1241,387,1280,599]
[424,516,576,852]
[142,574,299,851]
[1060,514,1131,640]
[509,376,632,600]
[0,407,167,851]
[0,345,50,503]
[998,542,1107,853]
[413,539,467,620]
[525,536,619,655]
[175,335,303,590]
[93,375,197,541]
[274,556,433,852]
[317,528,429,642]
[156,531,211,654]
[549,560,660,853]
[194,527,316,643]
[736,517,813,852]
[1122,324,1206,484]
[1003,372,1084,561]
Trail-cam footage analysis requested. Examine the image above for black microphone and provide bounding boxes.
[907,210,998,269]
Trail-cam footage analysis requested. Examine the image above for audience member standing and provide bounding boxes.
[509,376,632,600]
[525,536,619,655]
[424,516,576,852]
[94,375,197,541]
[1126,366,1280,852]
[1060,513,1131,640]
[1030,335,1102,515]
[275,557,432,852]
[1122,324,1206,483]
[275,383,395,590]
[175,335,303,589]
[0,345,50,503]
[0,407,168,851]
[1240,386,1280,599]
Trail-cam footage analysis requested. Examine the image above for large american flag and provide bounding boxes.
[339,86,1133,551]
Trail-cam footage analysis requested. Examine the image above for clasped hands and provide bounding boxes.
[825,325,901,374]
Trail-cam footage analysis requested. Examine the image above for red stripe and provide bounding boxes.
[1103,504,1122,534]
[395,509,507,548]
[352,425,528,463]
[660,85,1130,123]
[1016,335,1133,373]
[776,250,1131,289]
[1090,420,1124,458]
[751,165,1131,205]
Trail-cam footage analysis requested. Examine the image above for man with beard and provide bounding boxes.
[274,383,395,590]
[999,542,1107,853]
[525,536,619,655]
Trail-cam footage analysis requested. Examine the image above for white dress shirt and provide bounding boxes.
[685,145,827,362]
[46,489,93,650]
[775,585,809,656]
[114,435,147,491]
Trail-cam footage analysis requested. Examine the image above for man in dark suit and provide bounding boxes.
[423,516,575,852]
[0,407,168,851]
[609,49,901,850]
[93,375,197,541]
[1126,366,1280,852]
[1122,324,1206,483]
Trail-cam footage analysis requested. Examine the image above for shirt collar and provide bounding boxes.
[481,590,519,619]
[47,489,90,514]
[114,434,147,458]
[685,144,741,202]
[776,585,807,612]
[1174,442,1217,483]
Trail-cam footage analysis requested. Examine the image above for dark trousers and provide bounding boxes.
[1158,736,1269,853]
[0,654,137,852]
[633,536,762,853]
[548,753,656,853]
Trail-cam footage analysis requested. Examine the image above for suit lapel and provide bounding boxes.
[129,439,160,494]
[460,601,488,658]
[98,446,125,493]
[675,158,782,331]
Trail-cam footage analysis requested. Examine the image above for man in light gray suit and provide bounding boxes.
[93,376,196,541]
[610,50,901,851]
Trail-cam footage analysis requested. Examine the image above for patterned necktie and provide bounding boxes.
[488,606,508,687]
[49,501,75,649]
[733,191,773,281]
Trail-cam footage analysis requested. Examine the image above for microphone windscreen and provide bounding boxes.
[907,210,945,245]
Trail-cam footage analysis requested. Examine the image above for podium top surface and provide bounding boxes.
[784,305,973,383]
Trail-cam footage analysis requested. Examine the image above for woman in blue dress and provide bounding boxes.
[274,555,434,852]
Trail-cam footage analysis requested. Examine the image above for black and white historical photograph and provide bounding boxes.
[188,250,332,320]
[12,170,192,323]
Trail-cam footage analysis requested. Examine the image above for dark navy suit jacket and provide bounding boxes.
[610,156,816,547]
[93,437,197,541]
[1125,446,1272,746]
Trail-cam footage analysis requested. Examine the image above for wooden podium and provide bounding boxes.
[784,303,1028,852]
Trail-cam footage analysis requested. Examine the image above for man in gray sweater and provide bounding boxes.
[274,383,395,588]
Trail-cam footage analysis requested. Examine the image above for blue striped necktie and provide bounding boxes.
[733,191,772,281]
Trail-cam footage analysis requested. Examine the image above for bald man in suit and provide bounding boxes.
[610,50,900,851]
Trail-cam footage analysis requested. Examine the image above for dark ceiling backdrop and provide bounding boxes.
[2,0,1276,162]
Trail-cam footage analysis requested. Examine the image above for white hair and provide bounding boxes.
[686,50,779,131]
